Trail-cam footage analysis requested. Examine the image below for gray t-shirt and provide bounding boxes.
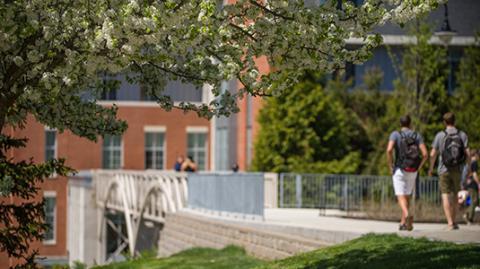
[389,128,424,168]
[432,127,468,175]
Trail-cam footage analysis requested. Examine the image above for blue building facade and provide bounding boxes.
[351,0,480,91]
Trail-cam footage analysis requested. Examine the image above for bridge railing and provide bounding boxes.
[279,173,440,213]
[94,170,188,223]
[188,173,265,219]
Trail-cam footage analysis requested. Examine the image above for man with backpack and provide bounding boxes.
[428,112,469,230]
[387,115,428,231]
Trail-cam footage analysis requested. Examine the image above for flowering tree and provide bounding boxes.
[0,0,442,267]
[1,0,442,125]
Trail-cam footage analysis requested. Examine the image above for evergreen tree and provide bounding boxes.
[453,38,480,150]
[252,73,363,173]
[328,68,390,175]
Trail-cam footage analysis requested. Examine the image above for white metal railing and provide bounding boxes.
[278,173,440,211]
[93,170,188,257]
[95,170,188,222]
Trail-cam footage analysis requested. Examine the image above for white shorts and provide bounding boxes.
[392,168,417,195]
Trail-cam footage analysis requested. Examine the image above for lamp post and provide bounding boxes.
[434,3,456,92]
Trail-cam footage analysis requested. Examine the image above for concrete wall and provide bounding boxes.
[158,211,326,260]
[264,173,278,209]
[67,176,98,267]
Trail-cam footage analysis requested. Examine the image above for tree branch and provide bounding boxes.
[147,61,210,83]
[228,23,258,42]
[248,0,295,21]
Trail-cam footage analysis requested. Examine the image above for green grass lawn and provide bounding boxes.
[260,234,480,269]
[93,245,264,269]
[95,234,480,269]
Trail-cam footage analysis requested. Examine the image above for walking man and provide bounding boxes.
[429,112,469,230]
[463,149,479,224]
[387,115,428,231]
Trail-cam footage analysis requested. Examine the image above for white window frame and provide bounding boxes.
[102,135,123,169]
[43,191,57,245]
[186,126,208,133]
[144,126,167,170]
[44,127,57,162]
[186,127,209,171]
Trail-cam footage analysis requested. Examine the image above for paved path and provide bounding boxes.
[261,208,480,244]
[186,208,480,245]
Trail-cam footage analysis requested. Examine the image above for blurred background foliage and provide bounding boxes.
[253,23,480,176]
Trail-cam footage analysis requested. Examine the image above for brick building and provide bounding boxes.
[1,79,211,267]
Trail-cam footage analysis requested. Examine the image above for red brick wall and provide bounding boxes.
[236,56,269,171]
[9,106,210,171]
[114,106,210,170]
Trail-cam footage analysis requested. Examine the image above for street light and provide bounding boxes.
[434,3,456,93]
[435,3,457,46]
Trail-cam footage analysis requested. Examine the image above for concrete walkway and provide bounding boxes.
[185,208,480,245]
[262,208,480,244]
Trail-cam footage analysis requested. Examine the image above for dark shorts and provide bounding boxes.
[439,168,462,194]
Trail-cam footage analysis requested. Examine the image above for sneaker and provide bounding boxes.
[399,224,408,231]
[406,216,414,231]
[446,224,460,231]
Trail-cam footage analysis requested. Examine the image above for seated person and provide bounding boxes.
[181,156,197,172]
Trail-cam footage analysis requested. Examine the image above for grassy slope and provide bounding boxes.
[94,245,264,269]
[96,235,480,269]
[259,234,480,269]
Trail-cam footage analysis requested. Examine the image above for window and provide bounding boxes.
[345,62,356,86]
[187,130,208,171]
[145,132,166,169]
[100,73,118,100]
[102,135,122,169]
[101,88,117,100]
[100,76,118,100]
[446,49,461,94]
[44,193,56,244]
[45,129,56,162]
[348,0,363,6]
[140,88,155,101]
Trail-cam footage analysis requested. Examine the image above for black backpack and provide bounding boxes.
[441,130,466,168]
[398,131,421,170]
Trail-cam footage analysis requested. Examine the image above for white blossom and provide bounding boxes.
[0,0,442,119]
[63,76,72,86]
[13,56,24,66]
